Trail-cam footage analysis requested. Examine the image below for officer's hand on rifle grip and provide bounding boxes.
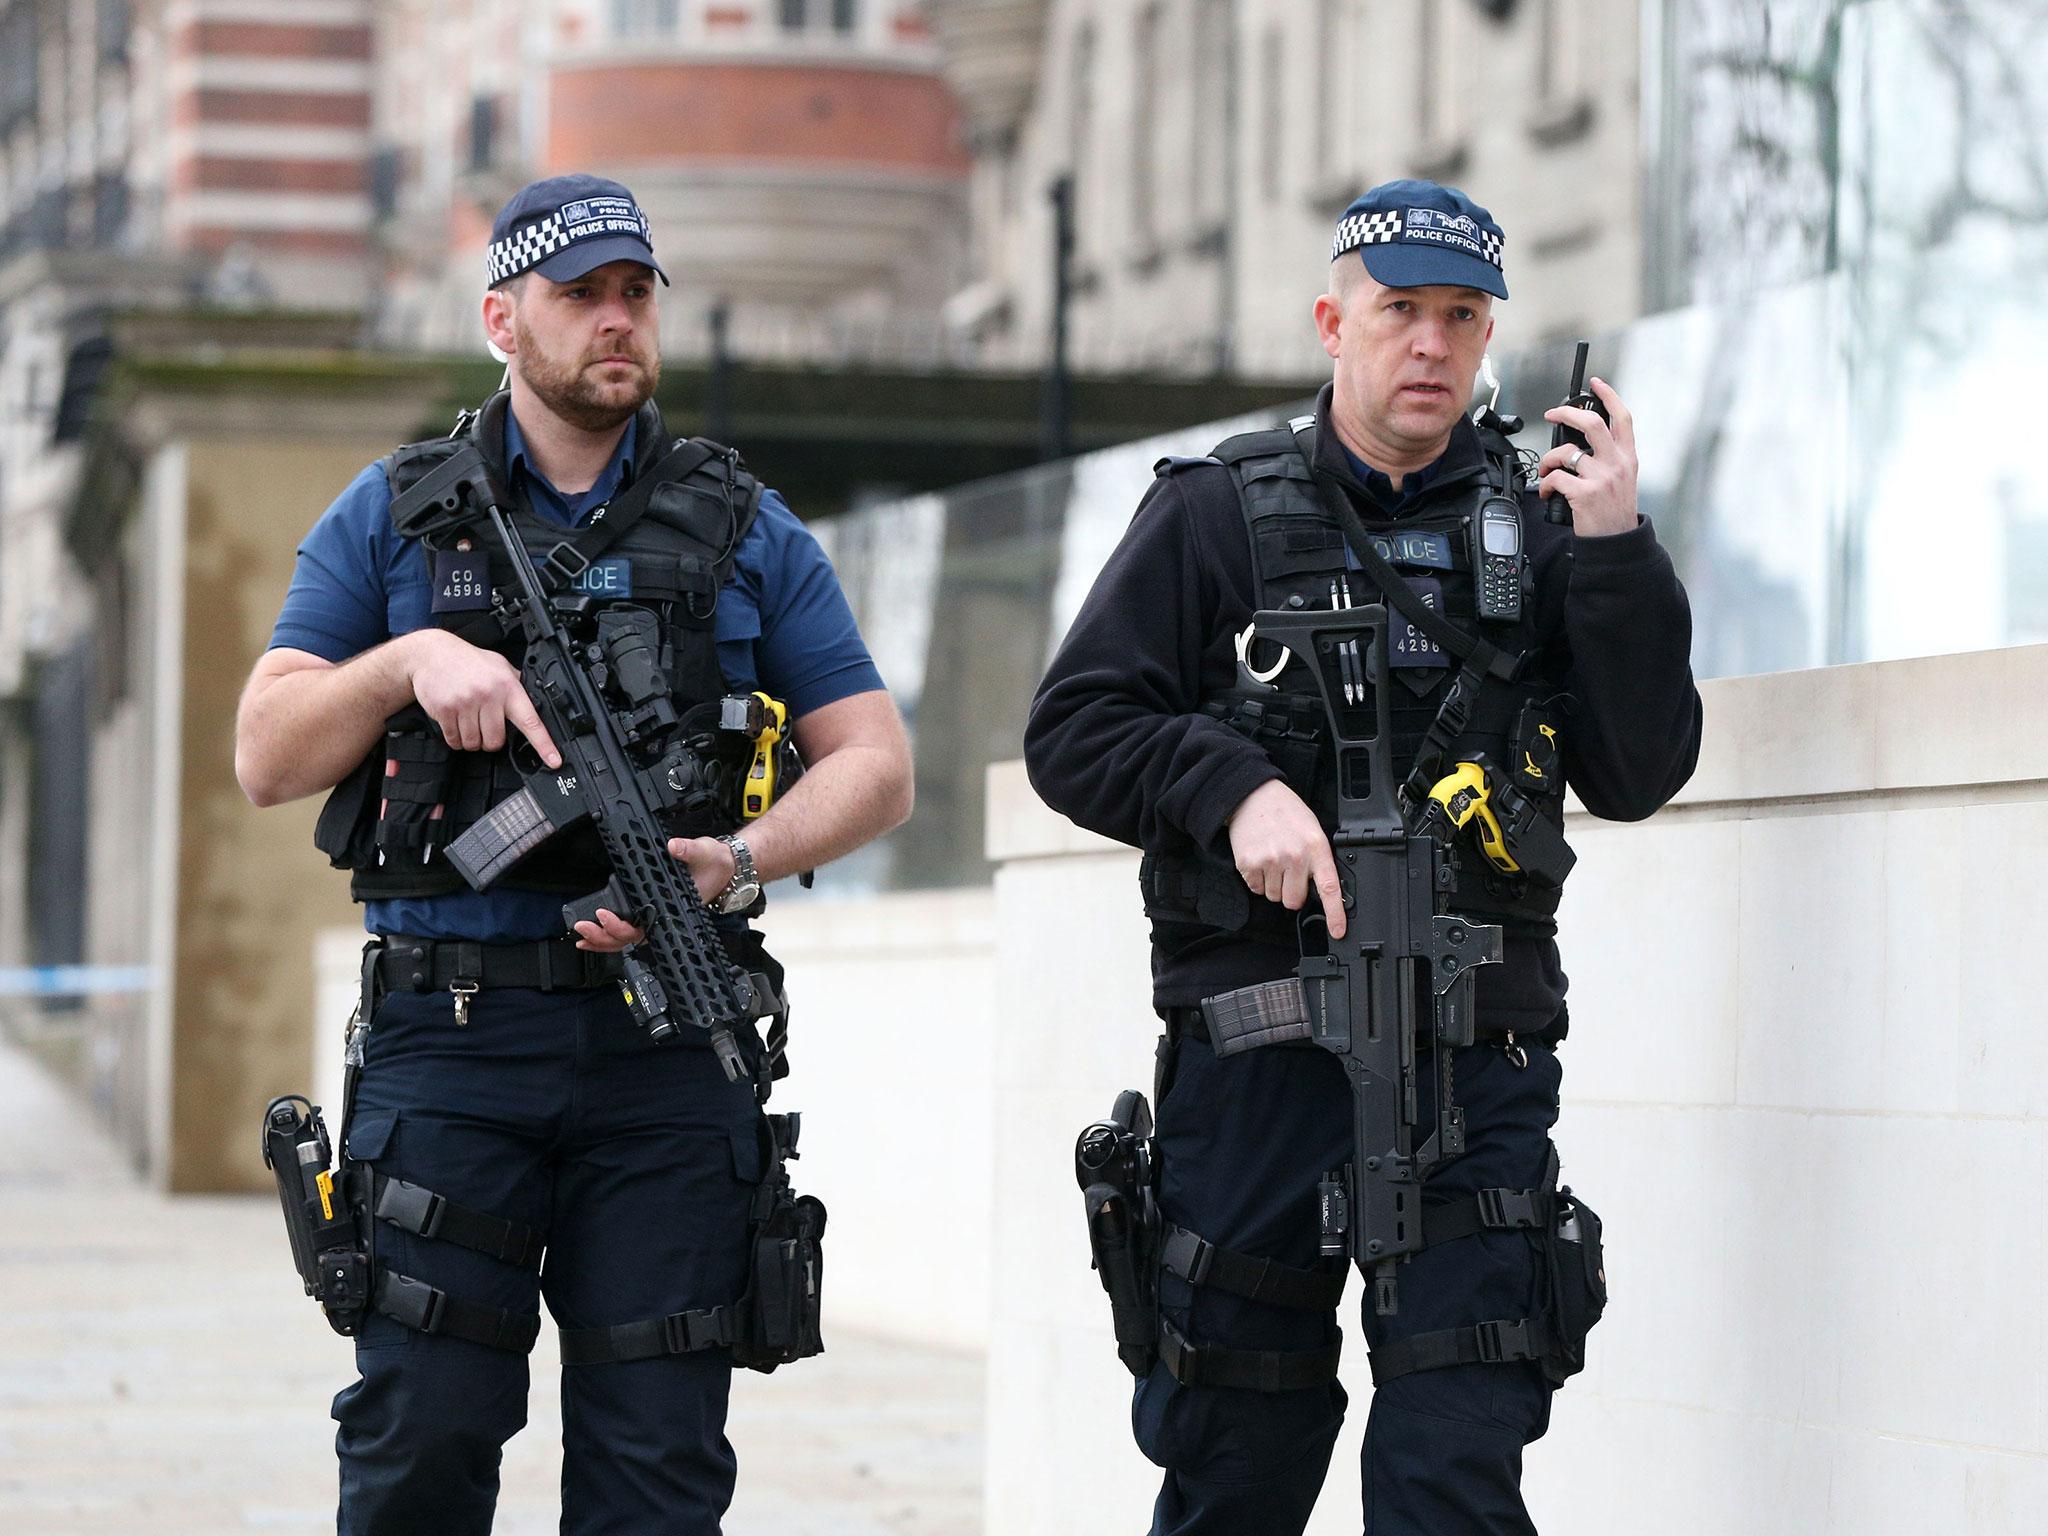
[572,906,644,953]
[406,629,562,766]
[1226,779,1348,940]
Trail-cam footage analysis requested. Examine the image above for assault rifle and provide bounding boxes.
[1206,601,1502,1314]
[390,444,760,1081]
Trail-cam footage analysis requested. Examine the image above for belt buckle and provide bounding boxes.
[450,978,479,1028]
[663,1311,697,1355]
[1474,1318,1528,1363]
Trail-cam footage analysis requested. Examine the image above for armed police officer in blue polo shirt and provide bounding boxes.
[236,174,913,1535]
[1029,182,1702,1534]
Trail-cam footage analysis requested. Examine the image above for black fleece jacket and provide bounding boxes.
[1024,387,1704,1032]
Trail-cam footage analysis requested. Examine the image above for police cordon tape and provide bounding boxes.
[0,965,155,997]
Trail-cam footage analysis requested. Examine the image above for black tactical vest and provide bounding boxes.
[313,392,764,902]
[1141,415,1573,949]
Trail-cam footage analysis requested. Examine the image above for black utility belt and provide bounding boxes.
[373,933,626,994]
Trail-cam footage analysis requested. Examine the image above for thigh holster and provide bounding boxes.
[1075,1084,1348,1391]
[1366,1148,1606,1389]
[555,1112,827,1375]
[262,1095,548,1354]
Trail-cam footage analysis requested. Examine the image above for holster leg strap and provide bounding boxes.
[557,1306,741,1365]
[1367,1317,1549,1385]
[1157,1316,1342,1392]
[372,1175,547,1271]
[372,1270,542,1353]
[1417,1186,1552,1249]
[1160,1224,1347,1311]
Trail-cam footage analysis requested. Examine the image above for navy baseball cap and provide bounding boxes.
[1331,179,1507,299]
[485,173,669,288]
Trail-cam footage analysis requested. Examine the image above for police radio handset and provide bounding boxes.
[1545,341,1609,526]
[1473,495,1523,622]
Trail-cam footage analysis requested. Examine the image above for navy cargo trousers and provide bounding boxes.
[333,981,766,1536]
[1133,1028,1564,1535]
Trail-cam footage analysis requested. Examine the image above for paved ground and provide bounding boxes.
[0,1039,983,1535]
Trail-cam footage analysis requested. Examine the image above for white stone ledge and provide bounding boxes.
[984,759,1125,862]
[764,885,996,959]
[1677,643,2048,804]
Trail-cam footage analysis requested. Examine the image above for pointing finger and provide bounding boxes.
[1311,845,1347,941]
[506,689,561,768]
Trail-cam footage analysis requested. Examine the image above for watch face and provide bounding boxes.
[721,880,761,914]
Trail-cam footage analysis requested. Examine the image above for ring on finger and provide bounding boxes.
[1566,447,1587,473]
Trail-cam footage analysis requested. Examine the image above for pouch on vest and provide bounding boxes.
[375,721,454,860]
[1139,848,1252,931]
[314,749,382,870]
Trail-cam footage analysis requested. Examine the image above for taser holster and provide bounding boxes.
[262,1095,372,1335]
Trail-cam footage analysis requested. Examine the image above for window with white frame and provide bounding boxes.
[1070,22,1096,267]
[1260,23,1284,198]
[1189,0,1231,231]
[1534,0,1588,111]
[779,0,860,34]
[1133,2,1162,251]
[1415,0,1466,151]
[609,0,680,39]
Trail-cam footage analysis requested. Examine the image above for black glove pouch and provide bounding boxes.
[1537,1185,1607,1386]
[730,1115,827,1373]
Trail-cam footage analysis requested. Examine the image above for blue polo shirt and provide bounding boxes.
[269,409,885,940]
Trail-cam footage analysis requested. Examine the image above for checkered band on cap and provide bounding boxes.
[1331,209,1405,260]
[486,212,571,286]
[1477,227,1504,266]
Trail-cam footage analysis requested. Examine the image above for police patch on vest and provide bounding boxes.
[1368,530,1455,572]
[432,551,492,613]
[1389,577,1451,669]
[566,557,633,599]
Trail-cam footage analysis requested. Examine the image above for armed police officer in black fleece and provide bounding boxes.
[1026,180,1702,1536]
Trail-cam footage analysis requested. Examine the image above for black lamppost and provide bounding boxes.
[1041,174,1074,463]
[706,299,733,445]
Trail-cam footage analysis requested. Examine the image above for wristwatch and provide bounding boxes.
[712,833,761,915]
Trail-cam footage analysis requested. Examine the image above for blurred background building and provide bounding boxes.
[932,0,1642,377]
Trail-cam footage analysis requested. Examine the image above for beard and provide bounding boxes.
[511,314,660,432]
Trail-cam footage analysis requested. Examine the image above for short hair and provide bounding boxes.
[1329,255,1368,304]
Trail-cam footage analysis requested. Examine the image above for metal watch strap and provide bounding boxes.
[715,833,759,913]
